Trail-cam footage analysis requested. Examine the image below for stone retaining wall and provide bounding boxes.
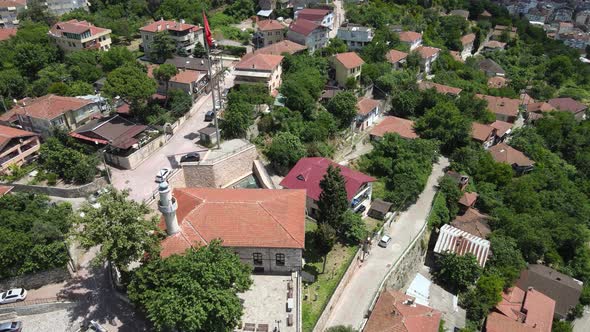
[0,267,71,290]
[384,230,429,290]
[7,177,108,198]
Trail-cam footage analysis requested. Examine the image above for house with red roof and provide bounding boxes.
[451,208,491,239]
[416,46,440,74]
[0,125,40,174]
[0,28,16,41]
[476,94,520,123]
[418,81,462,96]
[399,31,423,50]
[386,49,408,69]
[548,97,588,121]
[253,40,307,56]
[486,286,555,332]
[460,33,475,59]
[364,289,442,332]
[0,95,102,138]
[355,97,381,131]
[253,19,286,48]
[140,19,204,59]
[489,143,534,174]
[0,185,13,196]
[280,157,376,218]
[434,224,491,267]
[234,53,284,94]
[149,64,208,100]
[157,183,307,273]
[294,8,334,30]
[49,19,112,53]
[370,116,418,140]
[471,122,497,149]
[333,52,364,87]
[287,19,328,53]
[491,120,512,142]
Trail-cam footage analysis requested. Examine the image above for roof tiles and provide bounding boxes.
[370,116,418,139]
[334,52,364,69]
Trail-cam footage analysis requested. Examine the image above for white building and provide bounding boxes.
[140,19,204,58]
[336,24,373,50]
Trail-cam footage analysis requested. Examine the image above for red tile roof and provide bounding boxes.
[254,40,307,55]
[364,289,442,332]
[356,97,380,116]
[0,185,13,196]
[548,97,588,114]
[257,19,285,31]
[170,69,203,84]
[0,28,17,41]
[449,50,463,62]
[50,19,110,37]
[491,120,512,137]
[416,46,440,59]
[418,81,462,95]
[386,49,408,64]
[0,0,25,7]
[0,124,37,151]
[280,157,376,201]
[476,94,520,118]
[159,188,307,258]
[334,52,364,69]
[527,102,555,113]
[434,224,491,267]
[489,143,534,167]
[488,76,507,88]
[7,95,93,121]
[399,31,422,43]
[487,287,555,332]
[370,116,418,139]
[483,40,507,49]
[289,19,323,36]
[296,8,331,22]
[140,19,202,33]
[235,53,283,71]
[451,208,491,238]
[459,192,478,207]
[471,122,495,142]
[461,33,476,45]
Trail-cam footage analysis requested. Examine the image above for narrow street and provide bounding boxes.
[329,0,346,39]
[324,157,450,330]
[110,73,235,202]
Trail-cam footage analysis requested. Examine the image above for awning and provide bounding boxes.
[257,9,273,17]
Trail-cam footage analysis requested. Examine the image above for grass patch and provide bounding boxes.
[302,218,358,332]
[364,216,383,236]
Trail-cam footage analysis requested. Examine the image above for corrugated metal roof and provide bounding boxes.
[434,224,490,267]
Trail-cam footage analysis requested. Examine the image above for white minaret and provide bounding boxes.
[158,181,179,235]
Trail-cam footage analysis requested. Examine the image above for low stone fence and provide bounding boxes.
[0,299,76,316]
[0,267,71,290]
[6,177,108,198]
[105,134,167,170]
[253,160,275,189]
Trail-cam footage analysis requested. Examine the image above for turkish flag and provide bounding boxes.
[202,11,213,48]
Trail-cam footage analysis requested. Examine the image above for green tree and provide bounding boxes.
[13,42,53,78]
[325,326,358,332]
[127,241,252,332]
[341,210,367,244]
[415,102,471,155]
[65,50,103,83]
[100,46,136,72]
[317,165,349,233]
[317,223,337,273]
[74,188,161,271]
[103,64,156,108]
[433,252,482,292]
[266,132,306,175]
[149,32,177,63]
[486,234,526,287]
[438,175,463,219]
[153,63,178,99]
[193,42,207,57]
[461,273,504,323]
[38,137,99,184]
[66,81,94,96]
[47,82,69,95]
[322,38,347,56]
[168,88,192,118]
[552,321,573,332]
[220,102,253,139]
[224,0,255,21]
[326,91,357,129]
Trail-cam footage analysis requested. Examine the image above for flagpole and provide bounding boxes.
[203,11,221,149]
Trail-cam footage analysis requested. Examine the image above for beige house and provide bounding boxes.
[49,19,112,52]
[333,52,364,87]
[234,53,284,94]
[140,19,204,57]
[0,95,101,138]
[0,125,40,174]
[254,19,285,48]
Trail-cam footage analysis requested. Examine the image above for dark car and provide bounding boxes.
[0,321,22,332]
[180,152,200,163]
[204,110,215,122]
[355,205,367,214]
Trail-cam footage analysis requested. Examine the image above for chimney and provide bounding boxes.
[158,181,179,235]
[180,19,185,24]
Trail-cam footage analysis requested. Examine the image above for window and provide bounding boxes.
[253,253,263,265]
[276,253,285,266]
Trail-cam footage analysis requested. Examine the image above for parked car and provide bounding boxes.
[204,110,215,122]
[180,152,200,163]
[0,289,27,304]
[355,205,367,214]
[0,321,22,332]
[155,168,171,183]
[378,235,391,248]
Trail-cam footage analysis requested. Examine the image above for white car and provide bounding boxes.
[155,168,171,183]
[0,289,27,304]
[378,235,391,248]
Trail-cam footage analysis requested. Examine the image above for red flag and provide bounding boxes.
[202,11,213,48]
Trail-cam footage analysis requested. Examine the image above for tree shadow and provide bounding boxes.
[303,231,324,264]
[59,263,150,331]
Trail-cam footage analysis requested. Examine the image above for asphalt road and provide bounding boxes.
[110,73,235,202]
[324,157,450,330]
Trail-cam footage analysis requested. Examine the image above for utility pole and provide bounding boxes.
[205,42,221,149]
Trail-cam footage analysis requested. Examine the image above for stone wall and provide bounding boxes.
[0,267,71,290]
[105,134,167,170]
[183,144,258,188]
[234,247,303,274]
[384,229,429,290]
[253,160,275,189]
[7,177,108,198]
